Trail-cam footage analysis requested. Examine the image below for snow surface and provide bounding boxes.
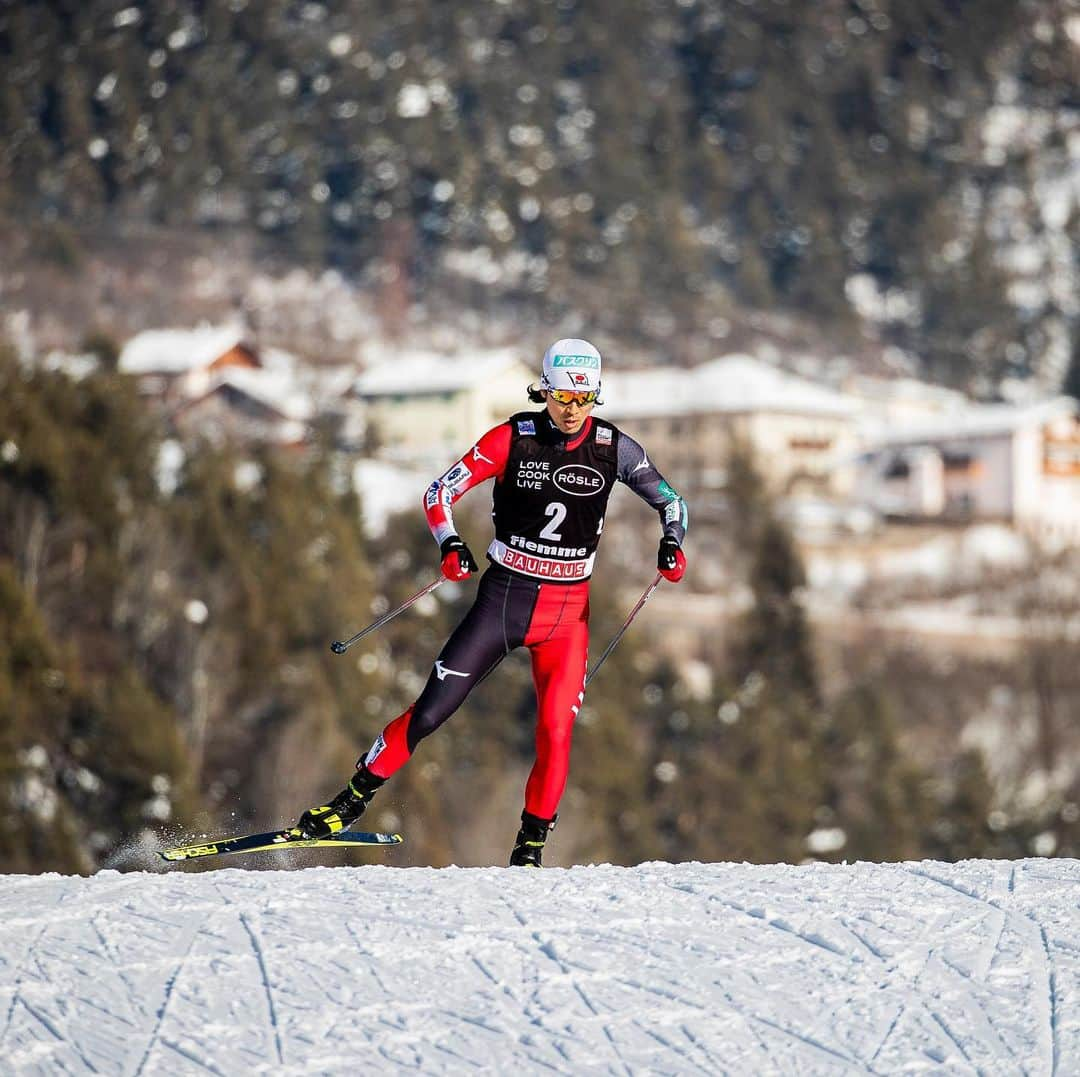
[1,857,1077,1075]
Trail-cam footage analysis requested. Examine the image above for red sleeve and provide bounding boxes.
[422,423,512,545]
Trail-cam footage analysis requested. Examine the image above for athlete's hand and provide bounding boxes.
[440,536,479,581]
[657,537,686,583]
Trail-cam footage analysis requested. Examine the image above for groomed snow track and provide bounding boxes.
[0,858,1076,1074]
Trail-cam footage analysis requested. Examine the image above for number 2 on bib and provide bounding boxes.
[539,501,567,540]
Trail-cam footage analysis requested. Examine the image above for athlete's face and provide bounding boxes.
[544,392,595,434]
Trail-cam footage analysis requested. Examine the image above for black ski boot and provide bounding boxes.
[295,763,385,839]
[509,811,556,867]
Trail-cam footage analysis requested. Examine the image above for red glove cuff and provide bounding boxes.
[440,551,470,581]
[659,548,687,583]
[439,536,477,581]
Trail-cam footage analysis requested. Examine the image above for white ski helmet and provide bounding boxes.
[540,338,602,394]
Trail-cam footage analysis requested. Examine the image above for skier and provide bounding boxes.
[294,339,689,866]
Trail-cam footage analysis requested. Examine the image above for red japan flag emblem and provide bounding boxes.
[571,372,589,385]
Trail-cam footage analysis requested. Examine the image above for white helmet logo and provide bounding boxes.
[541,337,602,393]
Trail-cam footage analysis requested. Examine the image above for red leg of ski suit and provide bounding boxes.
[363,566,588,820]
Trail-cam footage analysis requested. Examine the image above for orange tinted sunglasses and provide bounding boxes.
[548,388,599,406]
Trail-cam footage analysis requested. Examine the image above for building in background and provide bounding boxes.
[352,347,534,460]
[118,325,259,402]
[603,355,862,508]
[115,326,1080,548]
[118,325,326,446]
[844,374,971,428]
[854,397,1080,544]
[170,367,314,446]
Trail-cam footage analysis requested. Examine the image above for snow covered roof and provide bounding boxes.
[213,366,314,421]
[864,396,1078,448]
[353,347,530,397]
[307,363,359,403]
[844,374,970,412]
[603,354,860,420]
[119,326,251,375]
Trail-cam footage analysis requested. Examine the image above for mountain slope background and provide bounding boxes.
[1,0,1076,386]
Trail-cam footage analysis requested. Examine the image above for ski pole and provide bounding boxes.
[330,577,446,654]
[585,572,663,686]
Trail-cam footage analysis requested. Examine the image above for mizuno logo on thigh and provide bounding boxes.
[434,660,469,681]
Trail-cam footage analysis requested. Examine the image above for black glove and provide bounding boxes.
[657,536,686,582]
[439,536,479,580]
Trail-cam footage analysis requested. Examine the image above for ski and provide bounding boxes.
[159,828,403,862]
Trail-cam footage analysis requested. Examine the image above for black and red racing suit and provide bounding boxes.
[362,409,688,820]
